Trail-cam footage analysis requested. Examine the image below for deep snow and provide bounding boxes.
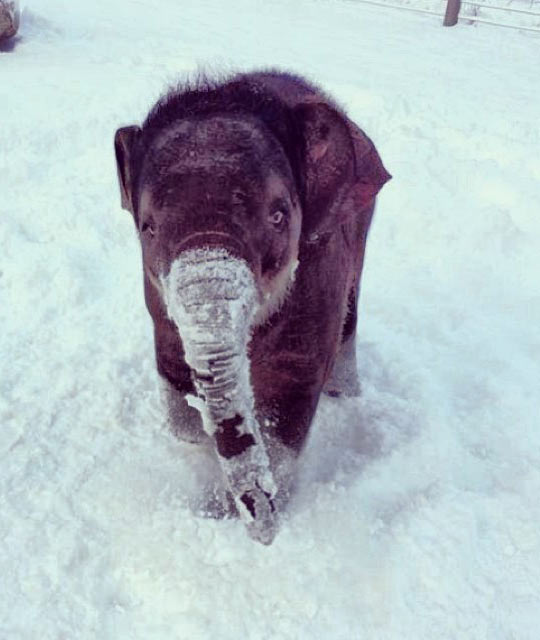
[1,1,540,638]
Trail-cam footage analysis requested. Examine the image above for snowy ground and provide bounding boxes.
[1,1,540,638]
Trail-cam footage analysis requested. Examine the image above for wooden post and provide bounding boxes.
[0,0,20,40]
[443,0,461,25]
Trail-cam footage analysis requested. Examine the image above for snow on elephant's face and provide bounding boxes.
[135,115,302,324]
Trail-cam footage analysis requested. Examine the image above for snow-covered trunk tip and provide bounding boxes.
[162,248,278,545]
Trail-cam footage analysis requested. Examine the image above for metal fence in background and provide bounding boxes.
[447,0,540,30]
[345,0,540,32]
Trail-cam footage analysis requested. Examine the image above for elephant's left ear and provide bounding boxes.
[294,102,391,236]
[114,125,142,217]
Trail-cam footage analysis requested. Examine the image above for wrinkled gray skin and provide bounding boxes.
[114,71,390,544]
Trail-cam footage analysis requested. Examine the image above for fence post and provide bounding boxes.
[443,0,461,25]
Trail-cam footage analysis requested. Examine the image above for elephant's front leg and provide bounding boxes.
[154,319,209,444]
[323,331,360,398]
[158,375,208,444]
[254,376,323,511]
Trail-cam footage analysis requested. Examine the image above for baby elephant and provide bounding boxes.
[114,70,390,544]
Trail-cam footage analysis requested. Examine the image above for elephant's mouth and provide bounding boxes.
[176,231,248,264]
[160,247,278,544]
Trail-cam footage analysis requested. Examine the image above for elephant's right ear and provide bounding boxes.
[114,125,141,216]
[294,101,391,238]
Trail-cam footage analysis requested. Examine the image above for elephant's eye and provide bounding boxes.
[268,207,287,230]
[141,217,155,237]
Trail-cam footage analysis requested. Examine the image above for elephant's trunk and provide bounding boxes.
[161,247,278,544]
